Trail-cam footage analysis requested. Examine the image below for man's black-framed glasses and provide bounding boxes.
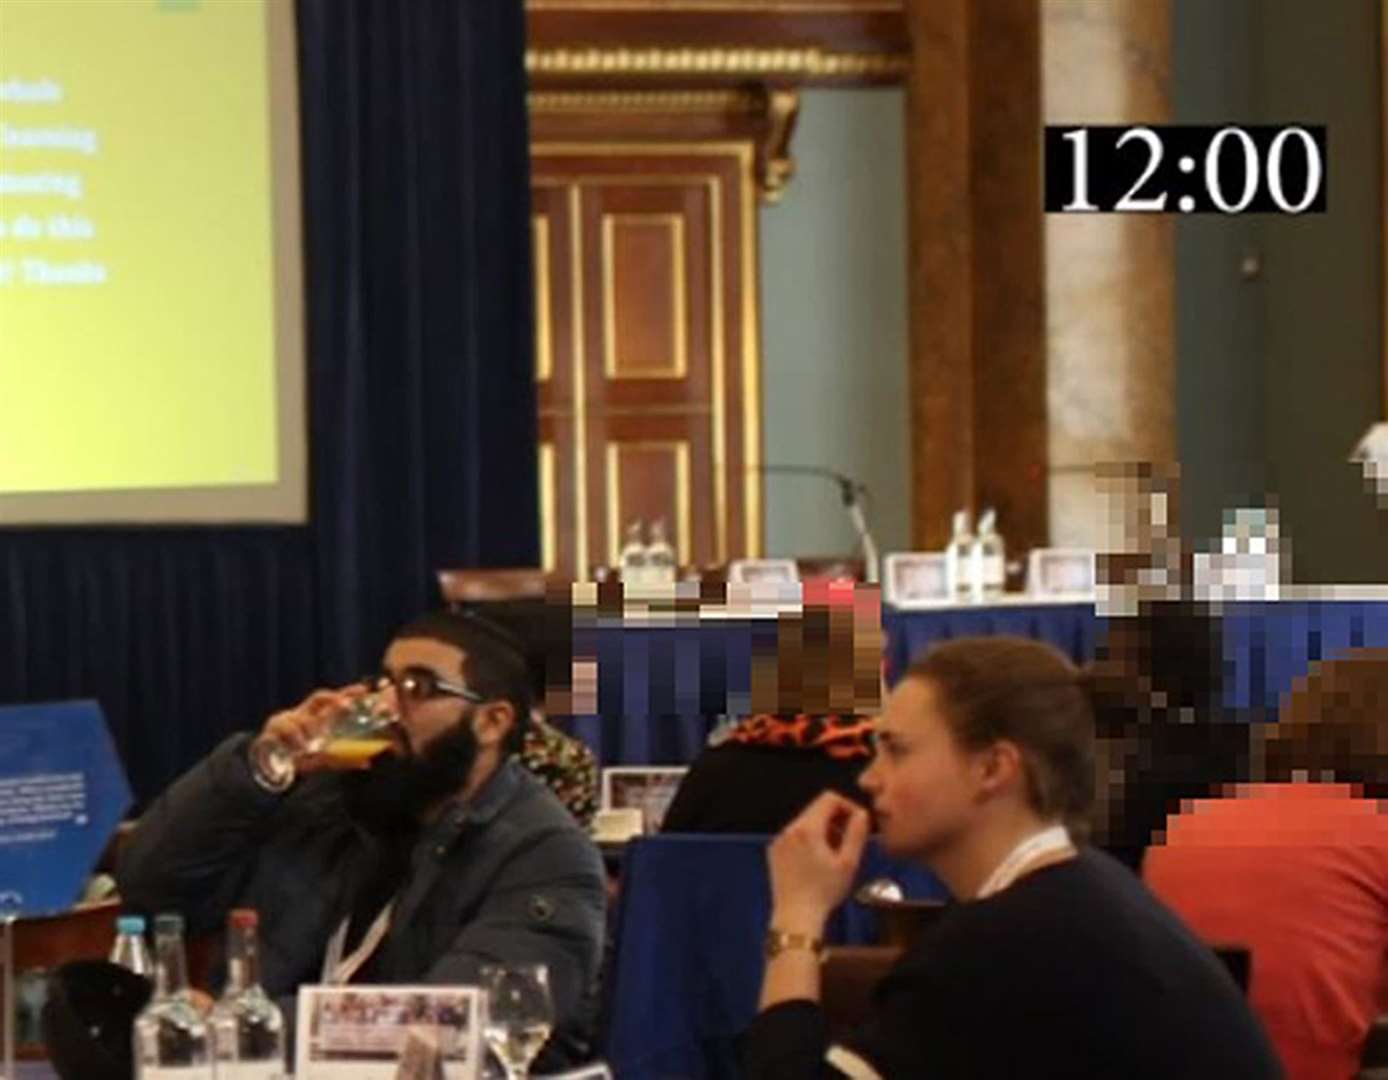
[371,666,485,706]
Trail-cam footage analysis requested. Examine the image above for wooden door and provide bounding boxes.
[532,140,763,576]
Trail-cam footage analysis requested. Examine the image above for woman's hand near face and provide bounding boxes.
[767,791,871,935]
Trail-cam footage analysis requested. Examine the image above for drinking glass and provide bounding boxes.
[481,963,554,1080]
[251,691,400,789]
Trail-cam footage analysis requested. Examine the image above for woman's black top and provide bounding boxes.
[743,848,1282,1079]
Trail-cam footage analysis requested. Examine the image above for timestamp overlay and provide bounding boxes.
[1044,125,1327,215]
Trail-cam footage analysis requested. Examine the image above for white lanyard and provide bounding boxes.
[975,825,1073,900]
[320,900,395,985]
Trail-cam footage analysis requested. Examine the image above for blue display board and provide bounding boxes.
[0,700,131,916]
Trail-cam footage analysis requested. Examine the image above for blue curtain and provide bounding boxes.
[0,0,537,804]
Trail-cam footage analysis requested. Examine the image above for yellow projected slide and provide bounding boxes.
[0,0,304,520]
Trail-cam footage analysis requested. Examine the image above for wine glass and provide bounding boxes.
[481,963,554,1080]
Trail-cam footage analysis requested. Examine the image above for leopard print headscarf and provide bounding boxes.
[716,713,874,760]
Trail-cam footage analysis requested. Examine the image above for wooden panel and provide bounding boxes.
[970,0,1047,556]
[603,213,687,378]
[581,182,711,412]
[605,439,693,564]
[904,0,1047,553]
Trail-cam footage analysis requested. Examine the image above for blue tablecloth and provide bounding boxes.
[888,600,1388,711]
[883,602,1100,682]
[563,616,765,764]
[602,834,948,1079]
[1218,599,1388,710]
[557,601,1388,765]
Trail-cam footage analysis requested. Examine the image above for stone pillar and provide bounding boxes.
[1044,0,1176,548]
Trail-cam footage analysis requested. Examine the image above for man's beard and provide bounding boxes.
[342,717,480,835]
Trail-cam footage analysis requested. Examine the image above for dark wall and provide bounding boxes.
[1174,0,1387,580]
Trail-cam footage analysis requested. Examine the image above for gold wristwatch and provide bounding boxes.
[764,928,826,963]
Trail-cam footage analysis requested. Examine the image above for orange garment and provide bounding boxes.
[1144,783,1388,1080]
[716,712,874,760]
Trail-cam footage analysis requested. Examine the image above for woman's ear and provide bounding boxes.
[977,739,1026,797]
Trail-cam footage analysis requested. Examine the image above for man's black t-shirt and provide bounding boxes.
[744,848,1283,1079]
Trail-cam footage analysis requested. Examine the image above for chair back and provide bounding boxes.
[857,896,948,951]
[821,945,903,1041]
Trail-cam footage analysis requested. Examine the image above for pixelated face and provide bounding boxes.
[859,676,986,860]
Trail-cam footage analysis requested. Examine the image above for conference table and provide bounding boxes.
[559,592,1388,766]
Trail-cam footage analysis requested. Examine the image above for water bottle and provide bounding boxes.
[133,912,213,1078]
[944,510,973,601]
[210,909,285,1079]
[110,913,154,976]
[646,518,677,584]
[970,508,1006,601]
[619,520,648,586]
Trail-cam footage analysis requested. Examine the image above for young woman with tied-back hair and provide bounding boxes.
[742,636,1280,1079]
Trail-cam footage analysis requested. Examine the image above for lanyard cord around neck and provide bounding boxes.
[975,824,1074,900]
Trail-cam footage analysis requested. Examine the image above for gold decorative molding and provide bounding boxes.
[538,442,557,572]
[528,1,902,11]
[532,216,553,382]
[759,88,799,206]
[525,46,910,81]
[567,184,591,578]
[529,89,761,113]
[529,92,802,206]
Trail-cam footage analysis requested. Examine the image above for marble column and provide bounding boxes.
[1044,0,1176,548]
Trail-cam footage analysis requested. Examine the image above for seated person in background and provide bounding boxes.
[1088,600,1253,872]
[662,601,876,834]
[116,610,606,1071]
[660,712,872,834]
[520,710,599,829]
[1144,648,1388,1080]
[743,636,1279,1079]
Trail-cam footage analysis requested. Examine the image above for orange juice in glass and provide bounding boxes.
[253,694,400,788]
[313,694,400,767]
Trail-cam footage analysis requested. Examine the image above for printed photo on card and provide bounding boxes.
[295,985,483,1080]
